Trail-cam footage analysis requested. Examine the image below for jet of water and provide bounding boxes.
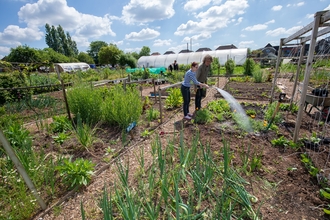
[213,86,253,133]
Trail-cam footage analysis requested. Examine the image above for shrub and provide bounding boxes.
[103,85,143,129]
[243,58,255,76]
[67,84,103,125]
[225,59,235,76]
[253,70,264,83]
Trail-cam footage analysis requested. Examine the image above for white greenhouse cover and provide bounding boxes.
[137,48,248,68]
[55,62,90,72]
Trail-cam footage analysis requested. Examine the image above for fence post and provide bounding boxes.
[158,86,162,124]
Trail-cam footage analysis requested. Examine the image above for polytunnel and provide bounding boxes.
[137,48,248,68]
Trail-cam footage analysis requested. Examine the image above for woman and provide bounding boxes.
[181,62,209,120]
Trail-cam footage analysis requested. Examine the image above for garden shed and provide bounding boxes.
[54,62,90,73]
[137,48,248,68]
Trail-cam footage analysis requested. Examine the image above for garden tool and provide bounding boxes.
[265,93,286,131]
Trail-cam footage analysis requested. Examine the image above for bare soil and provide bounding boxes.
[28,77,330,220]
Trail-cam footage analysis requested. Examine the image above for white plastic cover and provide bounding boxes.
[137,48,248,68]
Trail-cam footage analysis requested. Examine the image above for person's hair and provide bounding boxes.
[203,54,213,63]
[191,62,198,67]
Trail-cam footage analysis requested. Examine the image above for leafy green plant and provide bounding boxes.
[56,157,95,189]
[75,115,96,148]
[52,132,69,145]
[271,136,295,148]
[165,88,183,109]
[50,115,72,133]
[194,108,213,124]
[146,108,160,122]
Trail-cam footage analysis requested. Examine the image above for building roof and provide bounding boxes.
[195,47,212,52]
[179,49,193,53]
[216,44,237,50]
[164,51,175,55]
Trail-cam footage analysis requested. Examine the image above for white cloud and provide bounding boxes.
[235,17,243,25]
[265,26,303,37]
[125,28,160,41]
[183,32,212,42]
[240,34,246,37]
[271,5,282,11]
[184,0,212,11]
[0,25,43,46]
[153,39,172,47]
[175,0,249,36]
[239,40,254,48]
[243,19,274,31]
[325,4,330,10]
[17,0,115,39]
[287,2,305,7]
[243,24,267,31]
[265,19,275,25]
[122,0,175,25]
[297,2,305,7]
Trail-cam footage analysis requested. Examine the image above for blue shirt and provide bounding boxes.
[182,69,201,88]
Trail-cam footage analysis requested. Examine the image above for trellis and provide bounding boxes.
[270,10,330,142]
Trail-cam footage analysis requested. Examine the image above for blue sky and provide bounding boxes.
[0,0,329,59]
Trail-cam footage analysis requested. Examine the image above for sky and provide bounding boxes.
[0,0,330,59]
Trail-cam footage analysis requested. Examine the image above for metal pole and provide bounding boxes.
[0,129,47,210]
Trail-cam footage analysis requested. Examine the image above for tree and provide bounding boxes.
[130,51,140,60]
[78,52,94,64]
[87,41,108,65]
[118,53,137,68]
[139,46,151,57]
[40,48,70,63]
[45,24,78,57]
[98,44,122,66]
[6,45,42,63]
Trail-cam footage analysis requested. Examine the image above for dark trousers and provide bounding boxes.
[181,85,190,116]
[195,88,203,110]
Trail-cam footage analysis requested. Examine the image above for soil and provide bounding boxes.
[26,76,330,220]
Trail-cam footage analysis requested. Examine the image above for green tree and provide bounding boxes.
[98,44,122,66]
[45,24,78,57]
[139,46,150,57]
[118,53,137,68]
[39,48,70,63]
[78,52,94,64]
[6,45,42,63]
[87,41,108,65]
[130,51,140,60]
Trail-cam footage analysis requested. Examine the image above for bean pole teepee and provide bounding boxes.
[270,10,330,142]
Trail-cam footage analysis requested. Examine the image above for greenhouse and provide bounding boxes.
[54,62,90,73]
[137,48,248,68]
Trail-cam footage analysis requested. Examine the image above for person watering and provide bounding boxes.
[181,62,209,120]
[195,54,213,110]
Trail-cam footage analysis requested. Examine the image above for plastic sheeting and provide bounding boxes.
[55,62,90,73]
[126,67,166,74]
[137,48,248,68]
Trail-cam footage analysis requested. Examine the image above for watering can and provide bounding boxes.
[265,93,286,131]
